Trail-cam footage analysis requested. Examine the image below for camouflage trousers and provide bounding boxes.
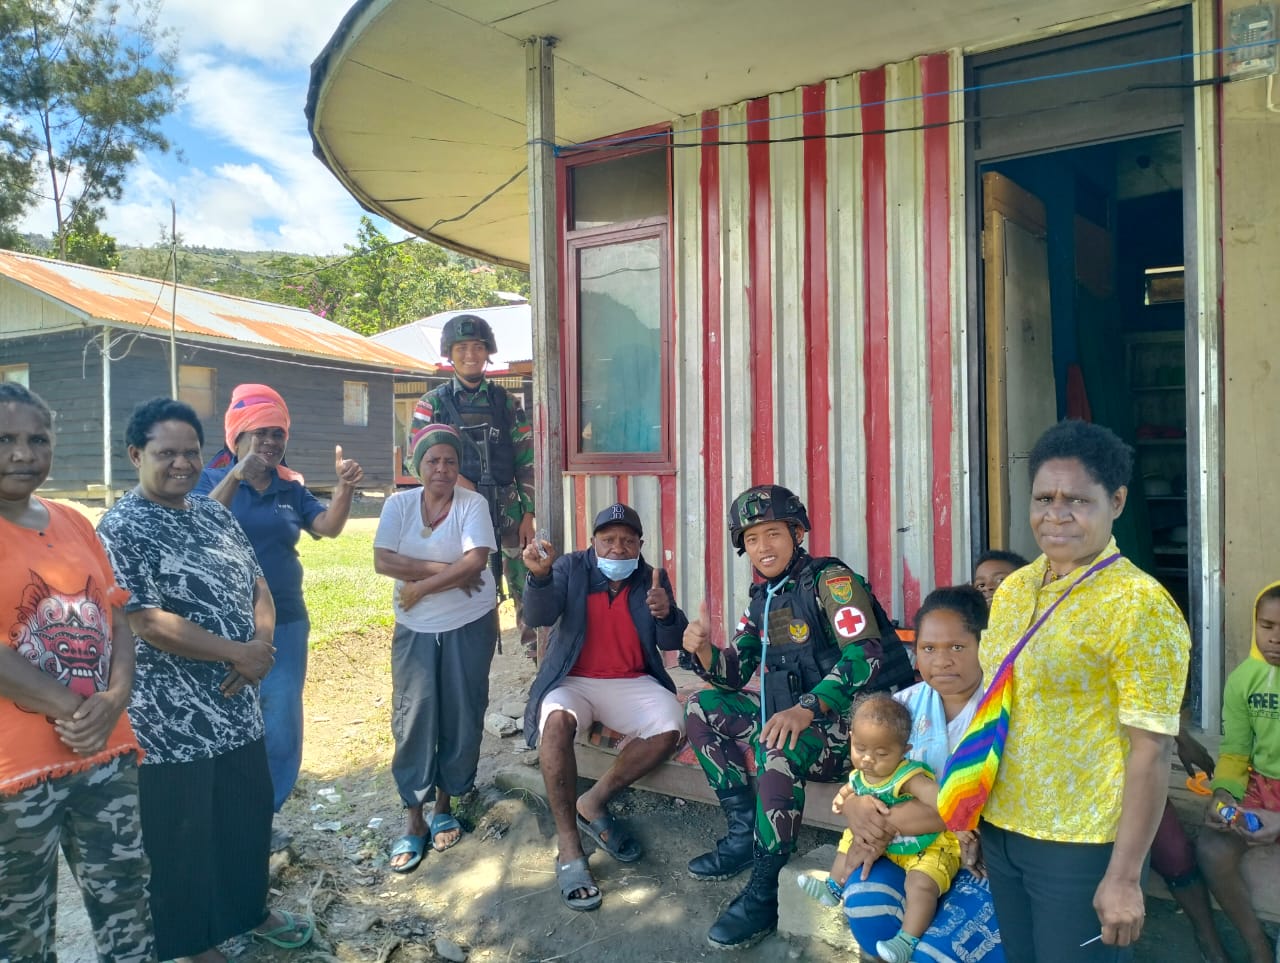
[685,688,850,855]
[495,486,534,651]
[0,753,154,963]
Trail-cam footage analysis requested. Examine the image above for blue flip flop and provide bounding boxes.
[389,833,427,873]
[430,812,463,852]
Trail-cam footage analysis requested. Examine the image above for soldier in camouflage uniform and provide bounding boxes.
[682,485,914,951]
[412,314,538,658]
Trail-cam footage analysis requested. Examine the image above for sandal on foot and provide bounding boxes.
[430,812,463,852]
[389,834,427,873]
[555,855,602,911]
[576,811,641,862]
[253,909,314,949]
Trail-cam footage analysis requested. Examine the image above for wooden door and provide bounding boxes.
[983,172,1056,558]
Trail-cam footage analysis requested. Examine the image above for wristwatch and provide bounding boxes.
[797,692,821,715]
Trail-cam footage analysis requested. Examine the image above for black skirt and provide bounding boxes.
[137,738,272,959]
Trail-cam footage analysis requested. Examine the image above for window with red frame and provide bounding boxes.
[562,139,671,470]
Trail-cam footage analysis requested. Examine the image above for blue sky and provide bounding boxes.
[19,0,399,255]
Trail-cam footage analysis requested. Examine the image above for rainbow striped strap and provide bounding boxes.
[937,552,1122,831]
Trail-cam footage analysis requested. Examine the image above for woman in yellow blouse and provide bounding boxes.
[978,420,1190,963]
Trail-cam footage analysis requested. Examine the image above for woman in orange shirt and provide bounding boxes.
[0,382,153,962]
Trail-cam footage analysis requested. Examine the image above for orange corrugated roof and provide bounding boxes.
[0,249,431,373]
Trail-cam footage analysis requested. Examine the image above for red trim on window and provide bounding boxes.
[573,474,588,549]
[922,53,954,592]
[802,82,831,558]
[701,109,726,638]
[615,474,629,503]
[747,96,774,484]
[860,69,893,610]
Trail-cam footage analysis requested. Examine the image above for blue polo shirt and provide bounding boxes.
[194,467,326,625]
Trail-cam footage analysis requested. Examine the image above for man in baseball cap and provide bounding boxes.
[520,503,688,912]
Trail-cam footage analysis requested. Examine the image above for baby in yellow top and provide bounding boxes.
[826,694,961,963]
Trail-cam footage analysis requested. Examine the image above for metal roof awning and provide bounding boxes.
[306,0,1147,269]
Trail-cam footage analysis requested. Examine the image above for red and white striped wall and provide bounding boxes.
[562,51,971,642]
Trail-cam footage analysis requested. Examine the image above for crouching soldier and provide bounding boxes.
[682,485,914,950]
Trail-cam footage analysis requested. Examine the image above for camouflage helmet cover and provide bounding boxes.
[440,313,498,357]
[727,484,811,554]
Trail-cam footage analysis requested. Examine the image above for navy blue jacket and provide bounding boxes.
[523,548,688,746]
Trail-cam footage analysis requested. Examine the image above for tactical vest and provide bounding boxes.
[429,381,516,487]
[751,554,915,717]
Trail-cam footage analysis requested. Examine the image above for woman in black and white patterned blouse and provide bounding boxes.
[98,398,313,962]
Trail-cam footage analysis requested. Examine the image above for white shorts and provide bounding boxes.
[537,674,685,742]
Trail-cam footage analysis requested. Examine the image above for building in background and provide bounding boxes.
[0,250,430,497]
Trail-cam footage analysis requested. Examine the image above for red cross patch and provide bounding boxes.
[833,606,867,639]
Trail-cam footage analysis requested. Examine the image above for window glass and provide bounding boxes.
[178,365,215,419]
[343,381,369,427]
[0,364,29,387]
[577,237,661,454]
[571,151,666,230]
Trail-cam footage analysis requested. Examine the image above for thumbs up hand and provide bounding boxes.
[334,445,363,487]
[683,600,714,669]
[645,566,670,621]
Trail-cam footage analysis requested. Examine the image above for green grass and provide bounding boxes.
[298,519,394,648]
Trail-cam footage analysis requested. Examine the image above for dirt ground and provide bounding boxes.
[54,608,1247,962]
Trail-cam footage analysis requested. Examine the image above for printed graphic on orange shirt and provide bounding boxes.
[826,575,854,605]
[11,573,111,699]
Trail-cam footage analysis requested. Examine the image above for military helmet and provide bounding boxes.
[439,313,497,357]
[728,485,811,554]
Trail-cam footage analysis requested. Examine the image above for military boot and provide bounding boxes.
[688,788,755,880]
[706,847,789,950]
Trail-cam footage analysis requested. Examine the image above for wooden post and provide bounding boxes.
[526,37,564,559]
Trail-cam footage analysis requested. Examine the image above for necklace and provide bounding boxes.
[420,495,453,538]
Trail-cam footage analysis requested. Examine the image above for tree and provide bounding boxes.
[0,0,180,257]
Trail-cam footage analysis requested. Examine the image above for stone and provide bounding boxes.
[483,713,519,737]
[776,844,859,952]
[493,766,548,800]
[434,936,468,962]
[499,700,527,719]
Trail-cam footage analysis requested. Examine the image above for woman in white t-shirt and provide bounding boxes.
[374,424,498,873]
[839,586,1006,963]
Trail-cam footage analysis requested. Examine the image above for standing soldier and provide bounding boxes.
[412,313,537,659]
[682,484,915,950]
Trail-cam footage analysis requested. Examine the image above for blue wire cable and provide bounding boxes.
[759,579,787,732]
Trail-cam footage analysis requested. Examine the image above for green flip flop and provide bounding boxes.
[252,909,314,949]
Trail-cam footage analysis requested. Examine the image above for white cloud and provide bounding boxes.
[65,1,396,254]
[158,0,355,68]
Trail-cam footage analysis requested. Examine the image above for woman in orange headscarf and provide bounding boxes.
[196,384,363,844]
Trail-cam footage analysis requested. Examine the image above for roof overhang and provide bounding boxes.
[307,0,1165,270]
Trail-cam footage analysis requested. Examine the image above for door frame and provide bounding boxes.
[963,1,1223,727]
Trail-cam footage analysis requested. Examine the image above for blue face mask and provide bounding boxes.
[596,556,639,582]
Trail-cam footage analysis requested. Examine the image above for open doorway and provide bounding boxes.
[968,7,1206,710]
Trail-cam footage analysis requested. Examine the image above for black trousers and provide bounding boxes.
[137,739,272,959]
[982,821,1137,963]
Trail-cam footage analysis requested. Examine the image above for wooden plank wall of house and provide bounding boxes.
[5,330,399,494]
[561,52,968,637]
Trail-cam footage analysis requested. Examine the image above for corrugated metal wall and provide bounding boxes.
[564,52,971,641]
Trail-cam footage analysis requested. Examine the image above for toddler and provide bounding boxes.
[802,693,961,962]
